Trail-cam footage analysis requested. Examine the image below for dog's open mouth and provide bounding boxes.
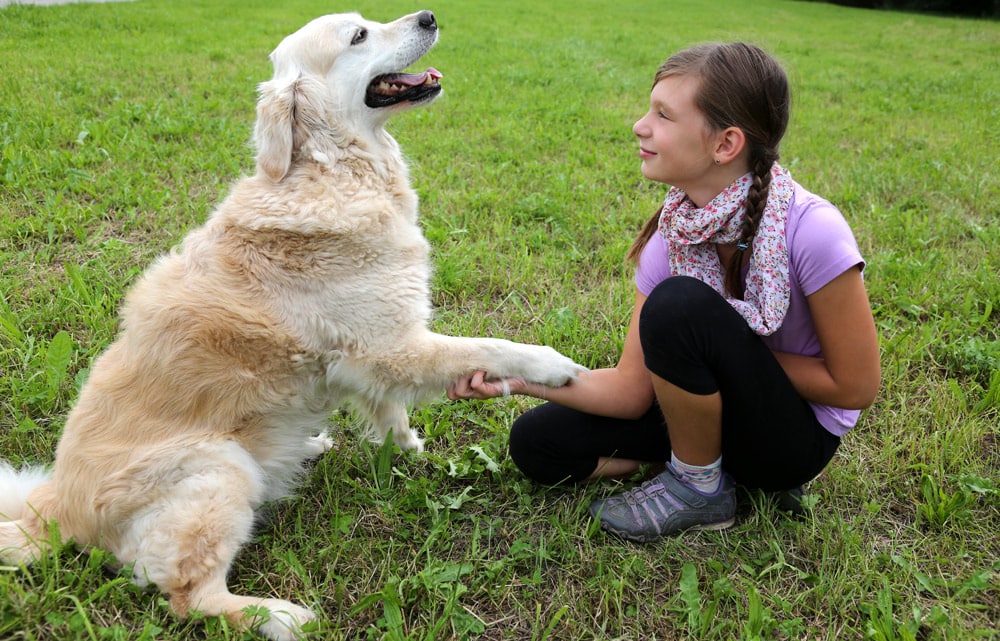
[365,68,442,108]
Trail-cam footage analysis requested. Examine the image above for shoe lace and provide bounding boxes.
[621,466,698,506]
[622,476,667,506]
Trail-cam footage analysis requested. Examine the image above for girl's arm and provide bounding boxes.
[448,291,656,420]
[772,266,881,409]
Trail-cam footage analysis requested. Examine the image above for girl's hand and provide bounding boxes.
[447,370,528,400]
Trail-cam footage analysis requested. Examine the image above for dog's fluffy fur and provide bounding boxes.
[0,11,583,640]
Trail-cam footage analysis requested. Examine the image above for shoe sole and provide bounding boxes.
[600,516,736,543]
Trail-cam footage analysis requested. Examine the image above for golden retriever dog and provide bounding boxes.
[0,9,583,640]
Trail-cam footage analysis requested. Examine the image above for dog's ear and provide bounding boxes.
[254,73,333,182]
[253,75,297,182]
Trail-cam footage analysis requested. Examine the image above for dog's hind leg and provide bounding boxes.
[153,516,316,641]
[0,479,60,565]
[183,576,317,641]
[119,443,316,641]
[0,519,49,565]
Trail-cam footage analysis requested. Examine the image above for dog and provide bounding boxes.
[0,10,584,640]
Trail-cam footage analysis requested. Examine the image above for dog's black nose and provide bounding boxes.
[417,10,437,31]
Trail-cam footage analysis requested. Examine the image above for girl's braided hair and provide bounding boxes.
[627,43,790,300]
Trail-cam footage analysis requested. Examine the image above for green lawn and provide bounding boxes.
[1,0,997,639]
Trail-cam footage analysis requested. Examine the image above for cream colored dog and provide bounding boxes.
[0,10,583,640]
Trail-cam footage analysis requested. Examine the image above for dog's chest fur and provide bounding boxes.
[158,155,432,374]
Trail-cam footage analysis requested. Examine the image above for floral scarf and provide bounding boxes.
[657,163,793,335]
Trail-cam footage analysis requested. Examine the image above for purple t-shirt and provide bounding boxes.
[635,182,865,436]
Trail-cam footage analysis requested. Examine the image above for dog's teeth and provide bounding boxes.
[378,81,391,92]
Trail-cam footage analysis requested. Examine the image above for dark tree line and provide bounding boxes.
[805,0,998,17]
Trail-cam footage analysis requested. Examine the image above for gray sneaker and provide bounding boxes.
[772,485,808,516]
[589,465,736,543]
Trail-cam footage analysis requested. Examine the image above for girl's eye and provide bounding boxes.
[351,28,368,45]
[658,111,671,120]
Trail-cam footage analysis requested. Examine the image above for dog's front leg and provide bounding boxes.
[354,398,424,452]
[377,331,587,394]
[304,432,334,456]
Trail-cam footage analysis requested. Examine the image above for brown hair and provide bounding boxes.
[626,43,790,299]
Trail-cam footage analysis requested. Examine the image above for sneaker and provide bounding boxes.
[771,485,807,516]
[589,464,736,543]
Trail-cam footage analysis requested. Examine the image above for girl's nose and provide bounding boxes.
[633,115,648,137]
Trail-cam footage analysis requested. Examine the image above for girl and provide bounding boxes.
[448,43,880,543]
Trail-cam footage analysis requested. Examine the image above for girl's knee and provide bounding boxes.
[641,276,723,330]
[639,276,722,356]
[639,276,745,393]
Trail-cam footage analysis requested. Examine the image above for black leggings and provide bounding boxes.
[509,276,840,492]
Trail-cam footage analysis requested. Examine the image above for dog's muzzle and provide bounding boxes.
[365,68,442,108]
[364,10,442,108]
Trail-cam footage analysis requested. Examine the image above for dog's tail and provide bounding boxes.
[0,461,52,565]
[0,461,49,522]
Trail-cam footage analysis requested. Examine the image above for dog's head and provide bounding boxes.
[254,10,442,182]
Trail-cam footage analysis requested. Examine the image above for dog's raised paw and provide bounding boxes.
[522,346,588,388]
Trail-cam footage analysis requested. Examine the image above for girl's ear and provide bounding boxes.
[714,126,747,165]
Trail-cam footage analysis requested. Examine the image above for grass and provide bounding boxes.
[1,0,997,638]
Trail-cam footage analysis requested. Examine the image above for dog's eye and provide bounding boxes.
[351,28,368,45]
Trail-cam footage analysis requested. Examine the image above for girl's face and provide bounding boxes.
[633,75,719,198]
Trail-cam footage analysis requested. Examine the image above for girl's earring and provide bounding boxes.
[714,158,721,165]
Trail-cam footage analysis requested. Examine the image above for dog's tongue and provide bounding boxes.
[367,67,442,107]
[392,67,442,86]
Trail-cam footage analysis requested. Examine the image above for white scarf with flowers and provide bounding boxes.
[657,163,793,335]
